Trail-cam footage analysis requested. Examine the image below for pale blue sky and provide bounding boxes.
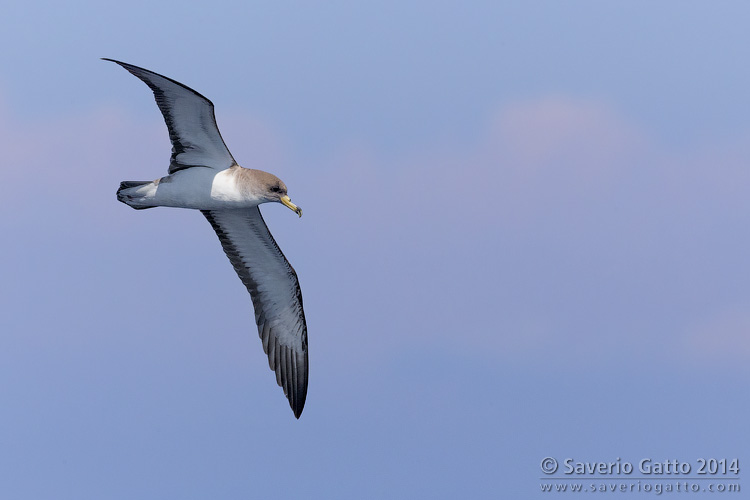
[1,2,749,498]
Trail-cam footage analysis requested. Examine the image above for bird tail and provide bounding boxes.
[117,180,157,210]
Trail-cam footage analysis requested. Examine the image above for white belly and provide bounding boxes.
[150,167,263,210]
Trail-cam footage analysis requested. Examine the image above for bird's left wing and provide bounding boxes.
[104,58,237,174]
[202,208,308,418]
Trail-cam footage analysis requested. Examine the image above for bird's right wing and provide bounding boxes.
[104,58,237,174]
[202,208,308,418]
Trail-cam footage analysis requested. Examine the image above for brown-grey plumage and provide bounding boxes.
[106,58,309,418]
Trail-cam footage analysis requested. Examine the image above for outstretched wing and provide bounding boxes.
[202,208,308,418]
[104,58,237,174]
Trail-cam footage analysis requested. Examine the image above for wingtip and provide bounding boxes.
[102,58,127,68]
[291,394,306,419]
[101,58,136,70]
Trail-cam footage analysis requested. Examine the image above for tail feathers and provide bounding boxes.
[118,180,152,191]
[117,180,157,210]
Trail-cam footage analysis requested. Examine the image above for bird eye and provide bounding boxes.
[270,185,281,193]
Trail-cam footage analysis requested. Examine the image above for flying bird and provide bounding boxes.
[105,59,308,418]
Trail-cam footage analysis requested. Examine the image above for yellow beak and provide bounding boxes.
[280,195,303,217]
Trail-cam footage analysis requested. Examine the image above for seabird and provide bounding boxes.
[105,59,308,418]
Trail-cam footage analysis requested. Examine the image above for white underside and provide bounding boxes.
[121,167,265,210]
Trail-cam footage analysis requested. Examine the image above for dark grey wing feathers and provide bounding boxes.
[104,58,237,173]
[202,208,308,418]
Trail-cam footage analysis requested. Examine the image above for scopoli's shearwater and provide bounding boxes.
[105,59,308,418]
